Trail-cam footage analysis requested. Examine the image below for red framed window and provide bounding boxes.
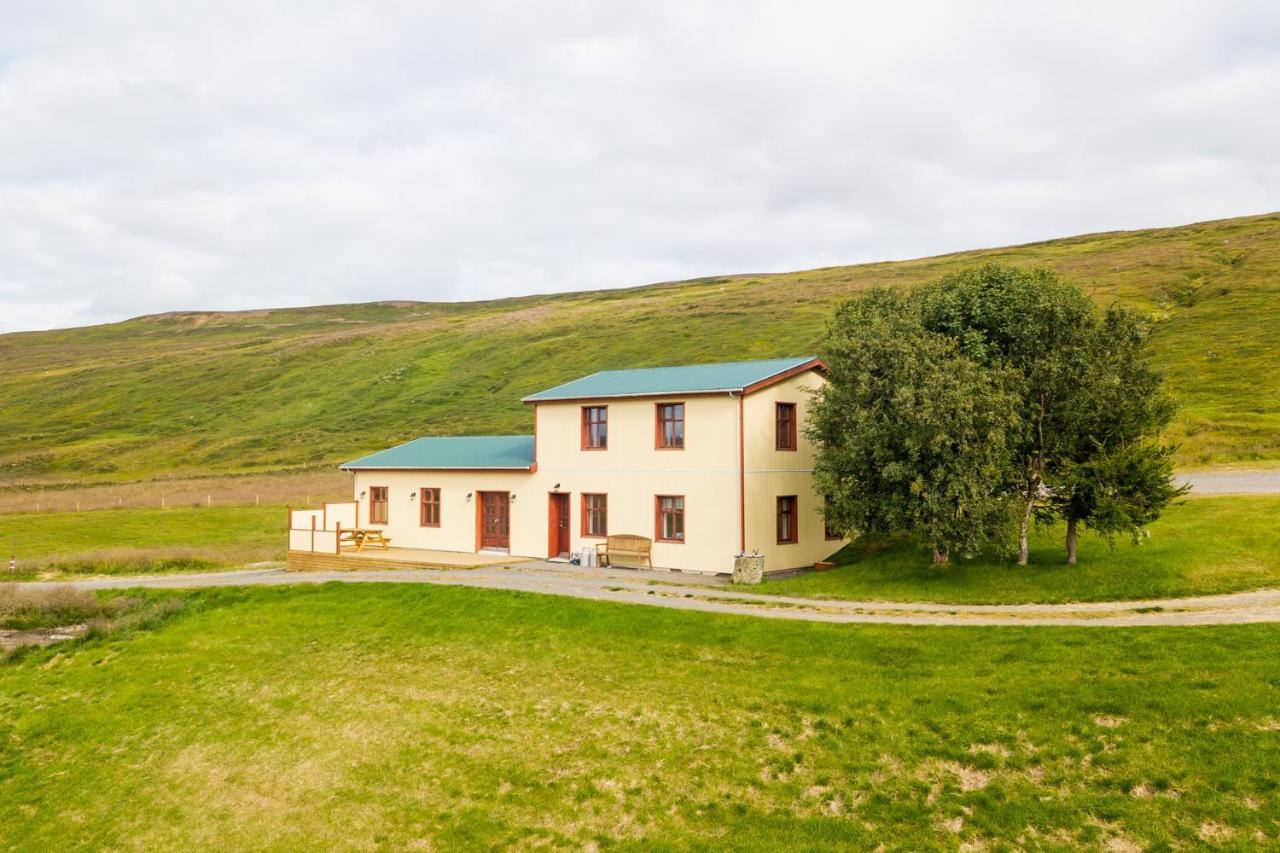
[582,493,608,537]
[582,406,608,449]
[656,402,685,449]
[776,495,798,544]
[776,403,797,450]
[656,495,685,543]
[369,486,389,525]
[420,487,441,527]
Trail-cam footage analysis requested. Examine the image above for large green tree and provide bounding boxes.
[918,265,1098,565]
[808,290,1019,564]
[1053,307,1188,562]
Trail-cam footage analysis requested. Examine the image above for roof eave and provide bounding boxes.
[520,357,828,403]
[740,357,828,395]
[338,464,536,472]
[521,387,744,404]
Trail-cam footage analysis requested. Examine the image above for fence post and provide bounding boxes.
[161,496,166,510]
[335,522,342,555]
[310,515,316,552]
[207,494,212,507]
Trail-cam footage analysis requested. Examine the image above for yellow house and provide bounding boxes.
[307,357,845,575]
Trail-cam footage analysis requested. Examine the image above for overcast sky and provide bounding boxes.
[1,2,1278,333]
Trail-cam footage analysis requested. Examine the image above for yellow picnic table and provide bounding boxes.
[338,528,392,552]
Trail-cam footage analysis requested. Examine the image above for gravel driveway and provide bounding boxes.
[1180,468,1280,494]
[17,564,1280,627]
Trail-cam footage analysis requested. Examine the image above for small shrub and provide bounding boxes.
[23,548,254,578]
[0,586,134,630]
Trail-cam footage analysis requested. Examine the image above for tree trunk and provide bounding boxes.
[1066,515,1078,565]
[931,547,949,566]
[1019,392,1047,568]
[1017,494,1034,566]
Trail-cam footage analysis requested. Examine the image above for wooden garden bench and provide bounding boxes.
[597,534,652,569]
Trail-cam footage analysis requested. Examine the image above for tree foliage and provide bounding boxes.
[917,264,1098,564]
[808,290,1019,564]
[813,265,1185,567]
[1052,306,1188,561]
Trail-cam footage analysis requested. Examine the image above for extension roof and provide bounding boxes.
[340,435,535,471]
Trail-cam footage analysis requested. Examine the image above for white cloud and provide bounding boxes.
[1,0,1278,331]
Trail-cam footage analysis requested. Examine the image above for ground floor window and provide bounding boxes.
[777,495,798,544]
[582,493,608,537]
[369,486,389,525]
[656,495,685,542]
[420,487,440,527]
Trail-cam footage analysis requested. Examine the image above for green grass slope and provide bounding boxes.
[2,212,1278,482]
[3,585,1279,848]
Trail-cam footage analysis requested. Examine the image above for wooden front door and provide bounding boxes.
[548,492,570,558]
[479,492,510,550]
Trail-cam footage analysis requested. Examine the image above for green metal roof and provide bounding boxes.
[340,435,535,470]
[522,356,820,402]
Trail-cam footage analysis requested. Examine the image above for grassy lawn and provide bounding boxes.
[765,496,1280,605]
[0,505,285,579]
[1,583,1277,849]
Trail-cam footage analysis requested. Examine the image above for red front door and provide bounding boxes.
[548,492,570,558]
[479,492,510,550]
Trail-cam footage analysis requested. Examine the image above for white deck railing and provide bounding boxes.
[287,501,358,554]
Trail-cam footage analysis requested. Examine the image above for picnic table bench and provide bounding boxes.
[597,534,652,569]
[338,528,392,552]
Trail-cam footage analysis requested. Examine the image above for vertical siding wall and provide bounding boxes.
[350,470,537,553]
[535,395,742,572]
[345,369,842,575]
[742,371,847,572]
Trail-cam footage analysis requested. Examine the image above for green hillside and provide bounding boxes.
[2,212,1278,484]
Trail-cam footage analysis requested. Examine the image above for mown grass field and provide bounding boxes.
[2,212,1278,486]
[4,497,1280,607]
[0,505,286,579]
[769,496,1280,605]
[2,584,1277,849]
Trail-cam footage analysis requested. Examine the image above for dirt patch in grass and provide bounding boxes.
[0,586,186,658]
[0,623,90,652]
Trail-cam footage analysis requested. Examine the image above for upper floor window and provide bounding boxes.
[656,402,685,449]
[656,495,685,542]
[582,406,608,449]
[777,495,798,544]
[420,487,441,527]
[369,486,389,525]
[775,402,797,450]
[582,493,608,537]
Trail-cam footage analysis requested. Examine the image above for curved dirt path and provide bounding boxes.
[16,564,1280,627]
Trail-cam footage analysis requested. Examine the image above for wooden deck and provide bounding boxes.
[287,547,533,572]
